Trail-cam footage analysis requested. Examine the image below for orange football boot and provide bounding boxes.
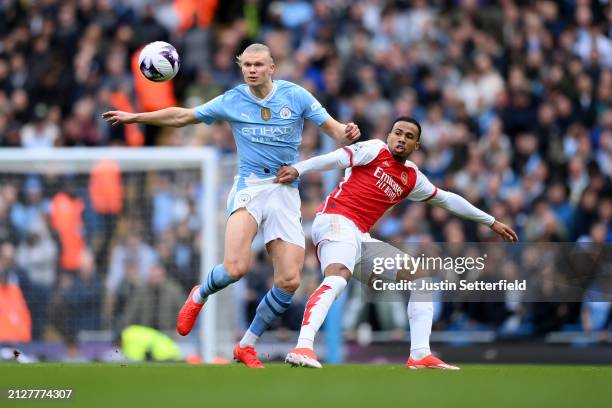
[233,343,264,368]
[176,285,205,336]
[406,354,460,370]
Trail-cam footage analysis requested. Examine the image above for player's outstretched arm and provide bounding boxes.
[319,118,360,146]
[102,107,198,128]
[275,148,352,183]
[427,190,518,242]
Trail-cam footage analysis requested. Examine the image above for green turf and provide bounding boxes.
[1,363,611,408]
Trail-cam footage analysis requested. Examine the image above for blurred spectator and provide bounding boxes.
[88,159,123,271]
[10,176,49,239]
[56,250,102,342]
[121,263,184,332]
[546,182,574,233]
[581,261,612,340]
[107,233,157,288]
[19,104,59,148]
[59,250,102,335]
[104,259,141,332]
[151,173,186,236]
[458,53,505,116]
[0,195,17,242]
[0,242,31,343]
[50,186,85,273]
[61,97,102,146]
[15,220,57,340]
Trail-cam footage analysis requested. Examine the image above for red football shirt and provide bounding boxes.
[317,139,438,232]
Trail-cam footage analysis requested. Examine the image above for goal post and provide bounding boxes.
[0,147,224,362]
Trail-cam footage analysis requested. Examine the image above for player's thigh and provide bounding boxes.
[358,237,411,282]
[266,239,304,293]
[261,185,305,249]
[317,240,359,273]
[311,213,357,247]
[223,208,259,278]
[312,214,360,280]
[226,179,265,223]
[318,241,356,282]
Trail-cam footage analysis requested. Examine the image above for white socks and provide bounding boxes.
[239,330,259,348]
[296,276,348,350]
[408,278,434,360]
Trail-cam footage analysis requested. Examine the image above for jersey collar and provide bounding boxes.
[246,81,278,105]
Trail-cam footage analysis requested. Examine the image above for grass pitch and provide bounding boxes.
[1,363,611,408]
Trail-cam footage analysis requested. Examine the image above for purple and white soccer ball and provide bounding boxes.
[138,41,180,82]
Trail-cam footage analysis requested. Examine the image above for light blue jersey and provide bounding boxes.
[194,80,331,190]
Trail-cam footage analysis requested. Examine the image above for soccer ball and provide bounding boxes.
[138,41,180,82]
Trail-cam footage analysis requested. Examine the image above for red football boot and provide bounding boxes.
[233,343,264,368]
[176,285,205,336]
[406,354,460,370]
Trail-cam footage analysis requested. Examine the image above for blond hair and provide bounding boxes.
[236,43,274,66]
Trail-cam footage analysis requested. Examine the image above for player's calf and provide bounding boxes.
[295,274,348,350]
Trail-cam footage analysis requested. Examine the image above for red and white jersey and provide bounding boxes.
[317,139,438,232]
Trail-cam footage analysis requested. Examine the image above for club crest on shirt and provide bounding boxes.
[237,193,251,205]
[261,107,271,121]
[401,172,408,185]
[280,107,291,119]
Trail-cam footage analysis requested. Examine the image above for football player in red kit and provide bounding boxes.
[276,116,517,369]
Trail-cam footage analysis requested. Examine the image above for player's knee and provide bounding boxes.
[224,260,249,280]
[324,263,352,281]
[274,275,300,293]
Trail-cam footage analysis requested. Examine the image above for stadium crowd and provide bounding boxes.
[0,0,611,356]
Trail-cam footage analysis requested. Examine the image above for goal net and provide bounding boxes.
[0,147,235,362]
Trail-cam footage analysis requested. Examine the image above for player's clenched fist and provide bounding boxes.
[344,122,360,142]
[275,166,299,184]
[102,110,137,126]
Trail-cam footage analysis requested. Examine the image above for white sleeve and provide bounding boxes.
[406,168,439,201]
[404,162,494,225]
[344,139,386,166]
[293,148,351,175]
[427,189,495,226]
[293,139,385,175]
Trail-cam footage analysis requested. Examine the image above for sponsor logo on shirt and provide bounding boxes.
[373,167,404,201]
[242,126,293,142]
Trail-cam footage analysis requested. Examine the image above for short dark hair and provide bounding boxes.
[391,116,422,140]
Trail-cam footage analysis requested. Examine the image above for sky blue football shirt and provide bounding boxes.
[193,80,331,190]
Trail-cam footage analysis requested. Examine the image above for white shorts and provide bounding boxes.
[227,177,305,248]
[311,213,403,282]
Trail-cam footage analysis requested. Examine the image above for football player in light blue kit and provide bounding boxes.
[102,43,360,367]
